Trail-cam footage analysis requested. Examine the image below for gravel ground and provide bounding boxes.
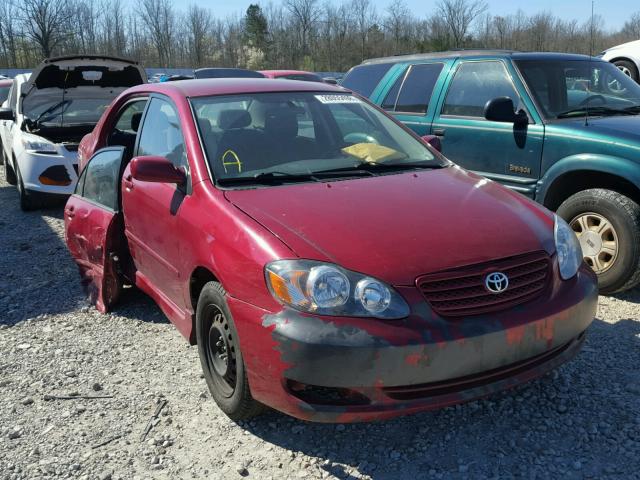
[1,166,639,480]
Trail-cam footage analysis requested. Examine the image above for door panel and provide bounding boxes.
[65,195,121,313]
[433,60,544,198]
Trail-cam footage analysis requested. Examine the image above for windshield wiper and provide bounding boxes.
[622,105,640,114]
[33,99,72,125]
[316,161,445,175]
[217,171,320,186]
[556,106,635,119]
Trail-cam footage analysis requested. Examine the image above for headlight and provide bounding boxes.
[554,215,583,280]
[21,133,57,154]
[265,260,410,319]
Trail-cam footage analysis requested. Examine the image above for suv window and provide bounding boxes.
[442,61,519,117]
[342,63,394,97]
[137,97,188,170]
[383,63,444,114]
[78,148,124,211]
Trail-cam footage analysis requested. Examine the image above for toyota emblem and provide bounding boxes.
[485,272,509,293]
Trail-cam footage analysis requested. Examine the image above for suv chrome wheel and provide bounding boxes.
[570,212,619,274]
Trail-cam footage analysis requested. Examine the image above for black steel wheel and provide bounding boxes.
[196,281,265,420]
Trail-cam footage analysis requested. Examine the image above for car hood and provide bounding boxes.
[21,56,146,122]
[225,167,556,286]
[550,115,640,143]
[602,39,640,54]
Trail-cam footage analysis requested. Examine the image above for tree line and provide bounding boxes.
[1,0,639,72]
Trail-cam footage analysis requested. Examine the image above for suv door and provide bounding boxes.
[432,60,544,198]
[122,95,189,309]
[65,147,126,312]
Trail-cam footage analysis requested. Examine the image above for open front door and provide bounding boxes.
[64,147,126,313]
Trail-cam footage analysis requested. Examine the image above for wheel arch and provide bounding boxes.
[188,266,221,345]
[608,56,640,73]
[538,156,640,211]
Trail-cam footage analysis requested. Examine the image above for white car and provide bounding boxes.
[0,55,146,210]
[601,39,640,82]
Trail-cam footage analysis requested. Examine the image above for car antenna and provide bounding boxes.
[585,0,595,127]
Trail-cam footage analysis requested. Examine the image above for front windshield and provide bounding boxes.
[190,92,443,185]
[27,98,111,126]
[515,59,640,119]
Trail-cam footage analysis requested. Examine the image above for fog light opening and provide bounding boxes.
[286,379,370,406]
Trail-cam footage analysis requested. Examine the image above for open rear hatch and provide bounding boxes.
[21,55,146,142]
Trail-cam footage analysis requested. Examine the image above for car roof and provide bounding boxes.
[361,50,601,65]
[260,70,317,76]
[127,78,346,97]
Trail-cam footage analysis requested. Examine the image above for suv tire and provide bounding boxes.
[557,188,640,294]
[16,164,40,211]
[196,281,265,420]
[3,150,17,185]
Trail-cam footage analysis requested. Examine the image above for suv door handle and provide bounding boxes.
[433,128,446,137]
[123,175,134,190]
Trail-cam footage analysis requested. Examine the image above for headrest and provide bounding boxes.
[218,109,251,130]
[264,107,298,138]
[131,111,142,132]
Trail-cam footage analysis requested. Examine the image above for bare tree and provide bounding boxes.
[437,0,487,48]
[284,0,320,59]
[187,5,212,67]
[139,0,175,67]
[0,0,21,67]
[22,0,74,57]
[350,0,376,61]
[385,0,410,53]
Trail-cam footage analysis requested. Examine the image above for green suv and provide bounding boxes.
[342,50,640,293]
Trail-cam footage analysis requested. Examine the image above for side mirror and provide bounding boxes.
[484,97,528,125]
[421,134,442,152]
[0,107,15,121]
[130,156,186,184]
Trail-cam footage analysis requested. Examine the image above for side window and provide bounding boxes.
[341,63,394,98]
[81,149,124,211]
[384,63,444,114]
[442,61,520,117]
[114,100,147,134]
[137,98,188,170]
[381,70,405,110]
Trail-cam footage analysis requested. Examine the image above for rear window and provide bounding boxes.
[382,63,444,114]
[341,63,394,97]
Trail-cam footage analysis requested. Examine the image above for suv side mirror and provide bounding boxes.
[484,97,528,125]
[0,107,15,121]
[130,156,186,184]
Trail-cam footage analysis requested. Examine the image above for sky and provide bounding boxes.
[172,0,637,30]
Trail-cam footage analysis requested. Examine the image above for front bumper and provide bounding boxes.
[17,148,78,195]
[229,264,597,423]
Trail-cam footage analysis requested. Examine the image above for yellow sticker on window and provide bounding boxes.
[221,149,242,173]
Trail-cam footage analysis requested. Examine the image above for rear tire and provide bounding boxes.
[557,188,640,294]
[196,281,265,421]
[613,59,639,82]
[3,151,17,185]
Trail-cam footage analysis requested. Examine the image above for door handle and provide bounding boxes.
[433,128,446,137]
[123,174,134,190]
[66,206,75,218]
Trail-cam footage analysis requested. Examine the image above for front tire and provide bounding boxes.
[3,150,17,185]
[557,188,640,294]
[613,59,639,82]
[196,281,264,421]
[16,164,39,211]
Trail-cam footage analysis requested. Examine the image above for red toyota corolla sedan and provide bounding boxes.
[66,79,597,423]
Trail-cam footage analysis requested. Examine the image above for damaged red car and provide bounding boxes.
[65,79,597,422]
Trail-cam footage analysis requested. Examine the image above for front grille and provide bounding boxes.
[417,251,550,317]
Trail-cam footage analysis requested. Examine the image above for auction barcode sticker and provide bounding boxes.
[314,94,361,104]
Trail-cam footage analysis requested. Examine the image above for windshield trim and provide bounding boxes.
[188,91,449,190]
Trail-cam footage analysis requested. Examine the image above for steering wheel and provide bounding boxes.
[578,94,606,107]
[343,132,379,145]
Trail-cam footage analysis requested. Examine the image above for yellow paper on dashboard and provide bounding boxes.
[341,143,403,163]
